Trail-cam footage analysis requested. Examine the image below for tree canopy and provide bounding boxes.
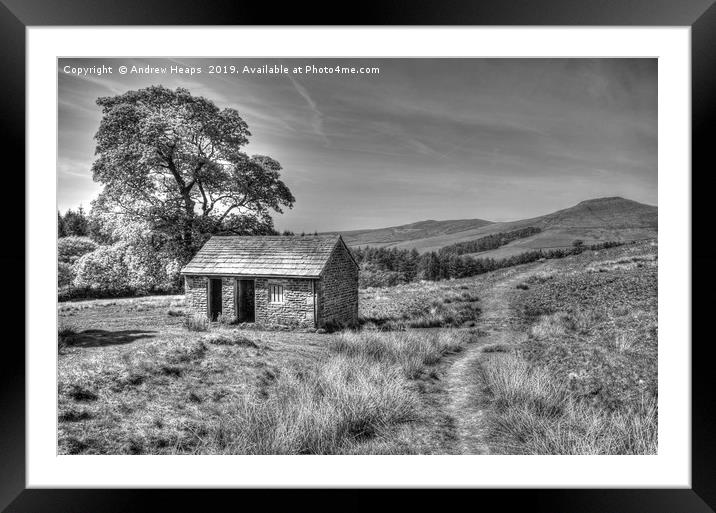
[90,85,295,261]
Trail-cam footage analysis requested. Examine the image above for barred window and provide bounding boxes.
[269,284,284,303]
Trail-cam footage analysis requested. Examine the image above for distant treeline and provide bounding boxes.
[58,207,91,238]
[439,226,542,256]
[353,239,624,288]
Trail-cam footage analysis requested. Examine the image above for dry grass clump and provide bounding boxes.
[193,354,419,454]
[330,330,468,379]
[400,300,481,329]
[184,313,209,332]
[200,331,258,348]
[529,310,602,339]
[216,312,238,325]
[58,322,79,350]
[478,354,657,454]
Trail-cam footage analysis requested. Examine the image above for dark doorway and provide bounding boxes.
[237,279,255,323]
[209,278,223,321]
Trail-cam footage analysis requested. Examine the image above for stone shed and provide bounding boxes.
[180,235,359,329]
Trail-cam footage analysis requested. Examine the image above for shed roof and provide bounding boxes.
[180,235,352,278]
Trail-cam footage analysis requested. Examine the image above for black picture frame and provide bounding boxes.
[3,0,713,510]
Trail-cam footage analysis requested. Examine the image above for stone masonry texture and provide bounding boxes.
[317,240,359,328]
[254,277,315,327]
[185,275,208,317]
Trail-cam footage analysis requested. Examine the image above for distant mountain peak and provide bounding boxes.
[336,195,657,252]
[576,196,628,205]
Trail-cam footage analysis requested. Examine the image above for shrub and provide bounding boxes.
[70,238,183,297]
[58,262,75,288]
[184,313,209,332]
[73,244,132,292]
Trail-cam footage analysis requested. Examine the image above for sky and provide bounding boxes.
[58,58,657,232]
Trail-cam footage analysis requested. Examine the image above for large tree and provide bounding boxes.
[91,85,295,261]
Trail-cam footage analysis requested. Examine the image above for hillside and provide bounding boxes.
[331,218,494,247]
[338,197,657,257]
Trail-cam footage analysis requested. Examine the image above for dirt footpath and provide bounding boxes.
[443,264,544,454]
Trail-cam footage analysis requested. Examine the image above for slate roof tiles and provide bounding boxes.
[180,235,346,278]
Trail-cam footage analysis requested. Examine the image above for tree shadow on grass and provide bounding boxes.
[67,329,157,347]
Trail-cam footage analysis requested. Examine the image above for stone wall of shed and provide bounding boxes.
[185,275,208,317]
[254,277,315,328]
[317,242,359,328]
[221,278,236,319]
[184,276,236,319]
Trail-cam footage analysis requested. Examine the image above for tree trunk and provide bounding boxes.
[181,192,195,261]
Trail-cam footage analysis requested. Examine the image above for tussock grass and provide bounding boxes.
[478,354,657,454]
[216,312,237,325]
[529,310,603,339]
[58,323,78,350]
[331,330,468,379]
[185,330,469,454]
[193,354,418,454]
[184,313,209,332]
[200,331,258,348]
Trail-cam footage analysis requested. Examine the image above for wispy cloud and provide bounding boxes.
[286,74,330,147]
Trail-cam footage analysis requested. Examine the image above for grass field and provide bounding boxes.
[58,241,657,455]
[476,241,658,454]
[58,288,481,454]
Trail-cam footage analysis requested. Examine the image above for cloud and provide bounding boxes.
[286,74,330,146]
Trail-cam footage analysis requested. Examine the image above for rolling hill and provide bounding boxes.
[336,197,657,259]
[330,218,494,247]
